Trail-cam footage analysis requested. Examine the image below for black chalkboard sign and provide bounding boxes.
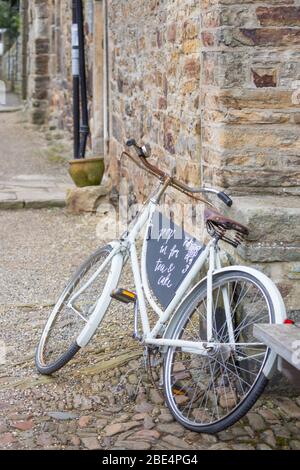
[146,211,205,309]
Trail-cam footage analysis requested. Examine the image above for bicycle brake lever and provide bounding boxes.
[126,139,145,157]
[126,139,137,147]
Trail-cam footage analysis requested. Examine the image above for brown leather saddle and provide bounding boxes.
[204,208,249,247]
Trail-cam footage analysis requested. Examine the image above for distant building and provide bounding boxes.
[0,29,7,56]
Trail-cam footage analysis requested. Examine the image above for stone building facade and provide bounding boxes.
[25,0,104,155]
[25,1,72,127]
[23,0,300,315]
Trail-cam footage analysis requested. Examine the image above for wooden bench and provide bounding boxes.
[253,324,300,385]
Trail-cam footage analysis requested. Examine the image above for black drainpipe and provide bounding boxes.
[72,0,80,159]
[76,0,90,159]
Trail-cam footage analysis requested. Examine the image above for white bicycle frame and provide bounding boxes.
[70,181,286,376]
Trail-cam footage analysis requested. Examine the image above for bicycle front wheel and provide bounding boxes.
[36,245,117,375]
[163,270,276,433]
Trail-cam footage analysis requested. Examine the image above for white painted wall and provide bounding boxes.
[0,80,5,105]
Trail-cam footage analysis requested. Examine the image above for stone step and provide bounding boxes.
[222,195,300,314]
[223,195,300,263]
[0,105,23,113]
[0,175,71,209]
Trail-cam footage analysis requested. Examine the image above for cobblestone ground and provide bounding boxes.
[0,209,299,451]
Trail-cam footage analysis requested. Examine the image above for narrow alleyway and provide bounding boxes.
[0,112,299,450]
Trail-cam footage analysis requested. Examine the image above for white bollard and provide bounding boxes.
[0,79,6,106]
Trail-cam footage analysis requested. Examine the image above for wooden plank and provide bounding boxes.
[253,323,300,371]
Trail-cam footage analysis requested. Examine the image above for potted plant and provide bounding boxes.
[69,157,105,188]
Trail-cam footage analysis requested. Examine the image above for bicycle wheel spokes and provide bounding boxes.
[39,247,112,368]
[165,273,273,431]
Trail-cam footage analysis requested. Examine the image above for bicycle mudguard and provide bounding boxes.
[163,266,286,379]
[217,266,287,325]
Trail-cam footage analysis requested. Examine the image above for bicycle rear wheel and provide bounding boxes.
[163,270,276,433]
[35,245,116,375]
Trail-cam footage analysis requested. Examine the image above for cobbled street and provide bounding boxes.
[0,112,299,451]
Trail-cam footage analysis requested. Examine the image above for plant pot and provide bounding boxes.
[69,157,105,188]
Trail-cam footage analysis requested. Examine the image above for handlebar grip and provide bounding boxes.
[218,192,233,207]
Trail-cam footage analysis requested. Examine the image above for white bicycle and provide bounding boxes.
[36,139,286,433]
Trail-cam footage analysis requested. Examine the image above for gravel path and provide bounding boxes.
[0,209,300,450]
[0,111,70,179]
[0,109,73,209]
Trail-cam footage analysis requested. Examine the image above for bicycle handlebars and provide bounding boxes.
[125,139,233,208]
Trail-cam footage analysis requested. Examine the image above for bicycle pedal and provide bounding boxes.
[111,288,137,304]
[172,382,189,396]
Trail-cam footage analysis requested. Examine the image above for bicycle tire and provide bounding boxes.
[163,270,276,433]
[35,245,114,375]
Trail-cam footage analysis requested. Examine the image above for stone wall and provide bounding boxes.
[26,0,49,124]
[200,0,300,314]
[201,0,300,194]
[107,0,202,195]
[22,0,300,313]
[25,0,71,126]
[107,0,300,315]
